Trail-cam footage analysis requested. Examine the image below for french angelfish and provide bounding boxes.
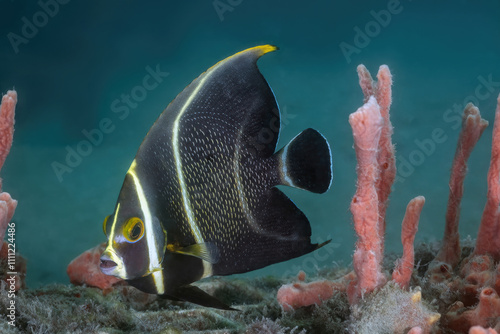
[100,45,333,310]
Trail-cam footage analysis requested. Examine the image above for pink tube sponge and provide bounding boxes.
[348,96,386,304]
[0,90,16,173]
[277,279,337,311]
[277,271,353,311]
[0,90,17,241]
[446,288,500,331]
[432,103,488,270]
[475,94,500,260]
[392,196,425,288]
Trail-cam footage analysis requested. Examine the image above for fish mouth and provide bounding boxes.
[100,249,125,278]
[100,256,117,270]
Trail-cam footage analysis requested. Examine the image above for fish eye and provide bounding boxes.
[123,217,144,243]
[102,215,110,236]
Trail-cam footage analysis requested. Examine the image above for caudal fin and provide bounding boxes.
[275,128,332,193]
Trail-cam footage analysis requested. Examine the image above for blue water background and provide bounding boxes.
[0,0,499,288]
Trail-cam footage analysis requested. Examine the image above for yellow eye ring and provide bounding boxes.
[123,217,145,243]
[103,215,110,236]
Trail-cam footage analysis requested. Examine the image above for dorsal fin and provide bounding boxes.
[134,45,281,168]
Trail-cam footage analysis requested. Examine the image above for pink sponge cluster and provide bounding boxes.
[0,90,25,291]
[277,66,500,333]
[0,91,17,241]
[277,64,425,309]
[347,65,425,303]
[425,94,500,332]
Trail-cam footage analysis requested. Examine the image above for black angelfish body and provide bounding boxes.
[100,45,333,310]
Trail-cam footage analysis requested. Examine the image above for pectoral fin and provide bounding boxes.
[167,242,220,264]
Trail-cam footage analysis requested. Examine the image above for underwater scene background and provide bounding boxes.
[0,0,499,291]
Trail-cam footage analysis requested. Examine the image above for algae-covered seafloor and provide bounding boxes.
[0,269,350,333]
[0,251,414,334]
[0,243,473,334]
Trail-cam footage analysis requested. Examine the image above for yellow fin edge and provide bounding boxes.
[206,44,278,73]
[239,44,278,57]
